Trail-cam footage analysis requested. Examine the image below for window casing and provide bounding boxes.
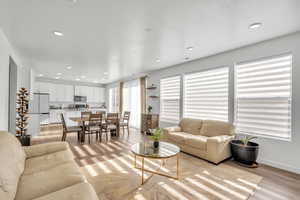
[160,76,181,123]
[235,54,292,140]
[183,67,229,122]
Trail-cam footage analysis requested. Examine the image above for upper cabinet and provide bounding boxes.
[35,81,105,103]
[75,86,105,103]
[50,84,74,102]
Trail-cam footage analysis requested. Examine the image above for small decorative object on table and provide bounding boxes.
[149,128,163,148]
[16,88,31,146]
[230,136,259,168]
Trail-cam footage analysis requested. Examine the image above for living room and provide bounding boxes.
[1,0,300,200]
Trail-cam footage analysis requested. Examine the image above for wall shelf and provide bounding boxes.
[149,95,159,98]
[146,84,157,90]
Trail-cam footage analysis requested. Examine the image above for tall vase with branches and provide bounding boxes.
[16,88,30,146]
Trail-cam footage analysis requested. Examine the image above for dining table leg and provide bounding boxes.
[116,122,120,137]
[81,121,86,143]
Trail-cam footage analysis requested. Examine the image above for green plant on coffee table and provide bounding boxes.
[149,128,163,141]
[241,136,257,146]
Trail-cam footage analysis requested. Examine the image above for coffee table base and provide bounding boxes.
[134,154,179,185]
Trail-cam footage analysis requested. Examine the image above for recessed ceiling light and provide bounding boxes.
[66,65,72,70]
[53,31,63,36]
[249,22,262,30]
[38,74,44,77]
[80,75,86,79]
[156,59,161,63]
[187,46,193,51]
[57,72,62,76]
[55,77,60,79]
[75,78,80,81]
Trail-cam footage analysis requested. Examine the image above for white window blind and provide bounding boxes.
[235,54,292,140]
[183,67,229,121]
[160,76,181,123]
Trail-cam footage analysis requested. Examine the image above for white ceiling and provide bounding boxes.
[1,0,300,84]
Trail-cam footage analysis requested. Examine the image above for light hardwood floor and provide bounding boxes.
[33,126,300,200]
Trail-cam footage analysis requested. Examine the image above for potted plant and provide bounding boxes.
[149,128,163,148]
[230,136,259,166]
[147,105,153,114]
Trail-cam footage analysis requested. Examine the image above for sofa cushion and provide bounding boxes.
[179,118,203,135]
[0,131,26,200]
[23,142,69,159]
[185,134,207,150]
[32,182,99,200]
[200,120,235,137]
[165,132,187,145]
[15,161,86,200]
[23,149,74,175]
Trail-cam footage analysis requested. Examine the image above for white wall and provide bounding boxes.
[0,28,30,131]
[145,32,300,174]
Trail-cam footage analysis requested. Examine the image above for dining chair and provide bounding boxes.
[86,113,102,143]
[60,113,82,142]
[103,113,119,137]
[81,111,92,118]
[96,111,106,117]
[120,111,130,135]
[81,111,92,130]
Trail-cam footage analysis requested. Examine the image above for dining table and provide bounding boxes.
[69,116,120,143]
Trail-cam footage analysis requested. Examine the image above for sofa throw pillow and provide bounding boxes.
[179,118,203,135]
[200,120,235,137]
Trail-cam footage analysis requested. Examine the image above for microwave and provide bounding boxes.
[74,96,87,102]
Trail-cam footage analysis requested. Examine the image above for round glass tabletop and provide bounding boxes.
[131,142,180,158]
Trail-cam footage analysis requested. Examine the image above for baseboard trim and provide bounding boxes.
[259,159,300,174]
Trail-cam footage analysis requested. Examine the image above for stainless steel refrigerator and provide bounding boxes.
[28,93,50,136]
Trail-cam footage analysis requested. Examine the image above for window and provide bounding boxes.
[109,87,119,112]
[160,76,181,123]
[235,54,292,140]
[183,67,229,121]
[123,79,141,128]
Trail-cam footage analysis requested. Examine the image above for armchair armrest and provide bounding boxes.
[23,142,69,159]
[206,135,234,164]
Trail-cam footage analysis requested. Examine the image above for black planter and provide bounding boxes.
[230,140,259,165]
[16,135,31,146]
[153,141,159,148]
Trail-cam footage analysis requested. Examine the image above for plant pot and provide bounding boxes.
[16,135,31,146]
[153,141,159,148]
[230,140,259,165]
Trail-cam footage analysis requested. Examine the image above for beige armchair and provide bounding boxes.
[162,118,235,164]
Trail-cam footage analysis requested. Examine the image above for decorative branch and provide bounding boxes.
[16,88,29,137]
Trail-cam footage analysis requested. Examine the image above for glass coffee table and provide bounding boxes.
[131,141,180,185]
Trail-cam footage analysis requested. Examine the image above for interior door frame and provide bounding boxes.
[8,56,18,134]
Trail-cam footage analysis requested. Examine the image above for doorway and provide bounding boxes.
[8,57,18,134]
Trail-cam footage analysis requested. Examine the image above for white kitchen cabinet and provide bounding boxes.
[63,85,74,102]
[99,87,105,102]
[37,82,50,93]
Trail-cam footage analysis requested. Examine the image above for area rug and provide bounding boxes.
[79,152,262,200]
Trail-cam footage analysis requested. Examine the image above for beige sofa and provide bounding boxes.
[0,131,99,200]
[162,118,235,164]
